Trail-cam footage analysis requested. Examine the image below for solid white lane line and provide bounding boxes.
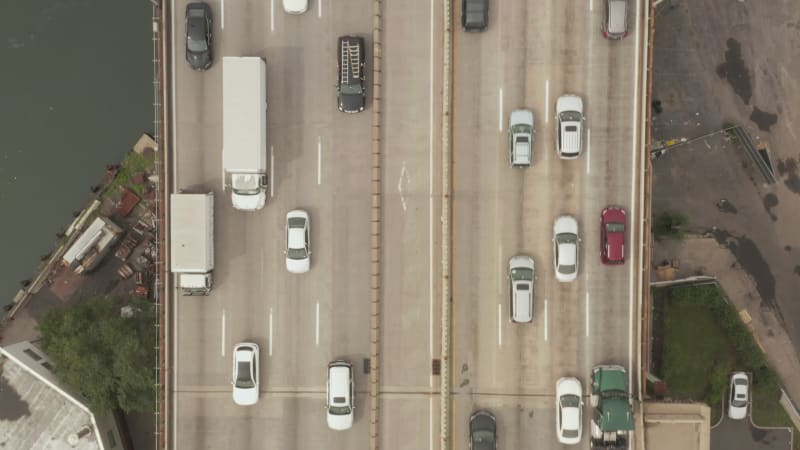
[221,0,225,29]
[270,0,275,32]
[169,4,177,447]
[269,308,274,356]
[399,163,408,212]
[586,128,592,174]
[429,397,434,450]
[586,292,590,337]
[317,136,322,185]
[315,302,320,346]
[318,0,322,17]
[221,308,226,357]
[270,145,275,198]
[544,299,549,341]
[429,0,435,360]
[498,88,504,131]
[545,80,550,124]
[498,303,503,347]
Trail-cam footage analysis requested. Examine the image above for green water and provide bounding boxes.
[0,0,153,307]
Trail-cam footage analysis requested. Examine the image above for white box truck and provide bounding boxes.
[223,56,268,211]
[170,193,214,296]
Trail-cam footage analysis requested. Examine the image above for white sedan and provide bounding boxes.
[553,215,580,282]
[283,0,308,14]
[728,372,749,420]
[232,343,259,406]
[285,210,311,273]
[556,377,583,445]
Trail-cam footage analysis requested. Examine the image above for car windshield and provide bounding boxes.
[232,175,262,195]
[562,428,579,438]
[606,222,625,233]
[235,362,254,388]
[560,394,580,408]
[329,404,352,415]
[287,247,307,259]
[341,83,363,95]
[472,429,495,444]
[560,111,582,122]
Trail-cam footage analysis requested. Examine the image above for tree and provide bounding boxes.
[653,211,688,240]
[38,295,156,414]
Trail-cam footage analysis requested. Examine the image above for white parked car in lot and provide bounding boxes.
[232,343,259,406]
[285,209,311,273]
[556,377,583,445]
[728,372,749,420]
[556,94,584,159]
[553,215,580,282]
[282,0,308,14]
[508,109,534,167]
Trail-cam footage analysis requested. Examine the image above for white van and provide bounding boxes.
[326,360,354,430]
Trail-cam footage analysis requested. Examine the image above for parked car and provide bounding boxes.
[337,36,366,113]
[508,255,534,323]
[728,372,749,420]
[469,410,497,450]
[283,0,308,14]
[508,109,534,167]
[326,360,355,430]
[285,210,310,273]
[553,215,580,282]
[601,207,626,265]
[185,2,212,71]
[232,343,259,406]
[461,0,489,32]
[602,0,628,39]
[556,95,584,159]
[556,377,583,445]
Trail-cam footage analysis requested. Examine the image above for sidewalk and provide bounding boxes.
[652,235,800,430]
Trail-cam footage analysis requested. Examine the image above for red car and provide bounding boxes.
[601,207,626,265]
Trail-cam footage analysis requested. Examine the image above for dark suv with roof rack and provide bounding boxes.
[337,36,366,113]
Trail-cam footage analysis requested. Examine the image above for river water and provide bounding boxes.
[0,0,153,308]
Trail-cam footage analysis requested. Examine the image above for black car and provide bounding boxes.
[469,410,497,450]
[337,36,366,113]
[185,3,212,70]
[462,0,488,32]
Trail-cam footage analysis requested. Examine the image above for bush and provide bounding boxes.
[653,211,688,240]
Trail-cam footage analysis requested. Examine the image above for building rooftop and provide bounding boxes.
[0,344,101,450]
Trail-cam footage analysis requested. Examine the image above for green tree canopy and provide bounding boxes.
[38,295,156,414]
[653,211,688,240]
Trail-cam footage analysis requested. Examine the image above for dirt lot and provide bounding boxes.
[651,0,800,349]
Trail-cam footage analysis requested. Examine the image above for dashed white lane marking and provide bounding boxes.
[398,163,409,211]
[270,0,275,32]
[221,308,226,357]
[270,145,274,198]
[586,292,590,337]
[315,302,320,346]
[586,128,592,174]
[499,88,504,131]
[269,308,274,356]
[544,299,549,342]
[545,80,550,124]
[221,0,225,29]
[498,303,503,347]
[318,0,322,17]
[317,136,322,185]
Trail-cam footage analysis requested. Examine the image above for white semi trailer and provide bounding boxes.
[223,56,268,211]
[170,193,214,296]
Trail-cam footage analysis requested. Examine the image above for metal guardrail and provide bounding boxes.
[729,125,777,184]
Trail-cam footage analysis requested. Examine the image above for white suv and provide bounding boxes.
[326,360,355,430]
[556,95,584,159]
[508,255,534,322]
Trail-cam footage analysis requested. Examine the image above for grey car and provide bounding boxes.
[462,0,488,32]
[185,3,212,71]
[469,410,497,450]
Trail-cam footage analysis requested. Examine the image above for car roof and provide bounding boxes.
[558,243,577,266]
[607,0,627,34]
[328,364,351,402]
